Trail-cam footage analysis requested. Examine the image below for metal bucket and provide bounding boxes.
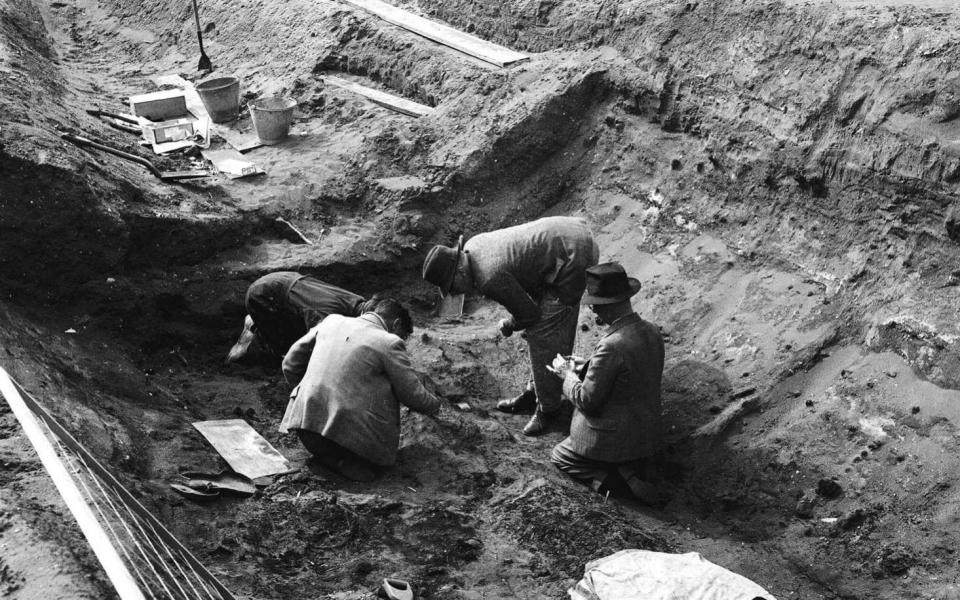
[249,96,297,145]
[196,76,240,123]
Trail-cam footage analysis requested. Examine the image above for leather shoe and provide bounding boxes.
[226,315,265,365]
[496,389,537,414]
[625,476,665,506]
[317,454,376,482]
[522,410,563,436]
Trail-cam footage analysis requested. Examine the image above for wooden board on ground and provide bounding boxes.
[192,419,293,479]
[341,0,529,68]
[323,75,434,117]
[212,117,262,152]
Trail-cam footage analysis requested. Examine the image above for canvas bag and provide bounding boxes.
[568,549,776,600]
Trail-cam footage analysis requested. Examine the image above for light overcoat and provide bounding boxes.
[279,313,440,466]
[562,313,664,462]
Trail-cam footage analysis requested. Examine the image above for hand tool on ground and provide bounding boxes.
[379,578,414,600]
[178,471,256,496]
[438,292,464,319]
[85,109,141,134]
[191,0,213,72]
[169,483,220,502]
[61,133,211,182]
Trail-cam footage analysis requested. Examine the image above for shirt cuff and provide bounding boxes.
[562,371,580,400]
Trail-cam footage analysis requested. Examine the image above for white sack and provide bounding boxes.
[569,549,776,600]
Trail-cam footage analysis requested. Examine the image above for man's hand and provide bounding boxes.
[498,318,515,338]
[546,353,577,379]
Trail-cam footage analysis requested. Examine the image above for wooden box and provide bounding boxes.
[129,89,189,121]
[141,118,196,144]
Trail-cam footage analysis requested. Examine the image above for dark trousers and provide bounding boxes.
[525,296,579,413]
[246,273,363,357]
[551,439,651,495]
[295,429,373,468]
[246,273,304,357]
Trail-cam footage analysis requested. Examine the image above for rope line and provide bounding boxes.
[60,428,183,600]
[1,369,236,600]
[79,450,196,600]
[54,436,159,600]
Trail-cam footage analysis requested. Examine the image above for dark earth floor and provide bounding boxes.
[3,0,960,598]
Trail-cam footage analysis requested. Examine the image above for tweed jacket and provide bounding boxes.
[464,216,599,330]
[279,313,440,466]
[561,313,664,462]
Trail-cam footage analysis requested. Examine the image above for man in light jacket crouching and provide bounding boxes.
[279,297,441,481]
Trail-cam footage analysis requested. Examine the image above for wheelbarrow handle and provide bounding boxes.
[61,133,162,179]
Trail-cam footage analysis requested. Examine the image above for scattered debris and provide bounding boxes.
[202,147,261,178]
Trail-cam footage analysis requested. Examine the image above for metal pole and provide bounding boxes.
[0,367,146,600]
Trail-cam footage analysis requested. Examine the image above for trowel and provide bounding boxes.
[438,293,464,319]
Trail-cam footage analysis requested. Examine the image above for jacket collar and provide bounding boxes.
[603,312,641,337]
[359,312,388,331]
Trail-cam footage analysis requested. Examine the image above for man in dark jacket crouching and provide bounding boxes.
[548,262,665,504]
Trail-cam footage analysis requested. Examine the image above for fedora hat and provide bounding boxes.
[581,262,641,305]
[422,235,464,295]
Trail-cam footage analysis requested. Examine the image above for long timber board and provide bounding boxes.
[341,0,529,68]
[323,76,434,117]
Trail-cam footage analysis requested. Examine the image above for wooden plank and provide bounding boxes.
[0,369,146,600]
[323,76,434,117]
[192,419,293,479]
[341,0,529,68]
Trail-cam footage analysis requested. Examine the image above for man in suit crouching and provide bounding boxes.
[279,297,441,481]
[548,262,665,505]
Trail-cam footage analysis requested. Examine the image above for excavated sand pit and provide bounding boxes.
[3,0,960,598]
